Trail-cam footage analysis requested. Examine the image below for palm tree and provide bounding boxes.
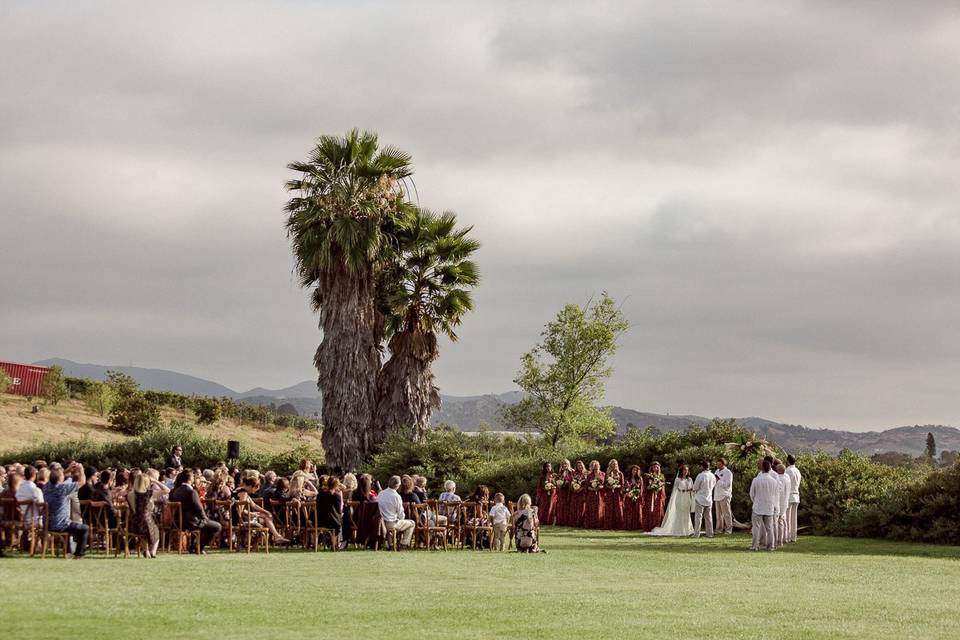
[284,129,414,472]
[373,209,480,444]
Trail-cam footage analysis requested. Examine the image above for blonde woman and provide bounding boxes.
[604,459,625,529]
[127,471,160,557]
[514,494,543,553]
[285,471,318,502]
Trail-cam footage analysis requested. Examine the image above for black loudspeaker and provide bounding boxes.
[227,440,240,459]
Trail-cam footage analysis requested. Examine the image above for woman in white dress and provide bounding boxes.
[646,464,695,537]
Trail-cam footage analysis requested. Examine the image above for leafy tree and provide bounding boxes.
[276,403,299,417]
[40,365,68,405]
[285,129,414,472]
[0,370,11,396]
[503,292,628,447]
[106,370,160,435]
[83,381,115,417]
[925,432,936,462]
[374,209,480,444]
[194,397,222,425]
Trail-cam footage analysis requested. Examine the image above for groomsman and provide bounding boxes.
[692,460,716,538]
[785,455,802,543]
[749,459,779,551]
[713,458,733,534]
[774,463,792,548]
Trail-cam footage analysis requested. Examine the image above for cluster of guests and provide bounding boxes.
[536,459,671,531]
[0,447,544,556]
[748,454,802,551]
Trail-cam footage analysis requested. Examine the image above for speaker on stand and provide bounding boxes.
[227,440,240,460]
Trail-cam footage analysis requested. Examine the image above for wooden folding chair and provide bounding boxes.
[162,501,202,555]
[413,502,447,550]
[86,501,112,554]
[438,500,462,546]
[301,501,338,551]
[0,496,20,552]
[205,499,234,551]
[34,503,71,559]
[459,502,493,551]
[114,503,146,558]
[234,500,270,553]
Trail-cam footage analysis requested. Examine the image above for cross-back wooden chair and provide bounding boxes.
[413,502,447,550]
[161,501,202,555]
[33,503,71,559]
[86,501,112,554]
[234,498,270,553]
[301,501,338,551]
[204,498,234,551]
[113,502,146,558]
[0,496,20,552]
[458,501,493,551]
[438,500,462,546]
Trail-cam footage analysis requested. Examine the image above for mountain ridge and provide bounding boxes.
[32,358,960,456]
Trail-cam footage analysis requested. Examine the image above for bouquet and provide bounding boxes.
[571,479,583,492]
[555,477,565,489]
[589,478,601,491]
[543,480,556,493]
[626,486,642,502]
[606,475,622,490]
[644,473,665,494]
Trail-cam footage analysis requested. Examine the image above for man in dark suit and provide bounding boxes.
[169,469,221,553]
[166,445,184,470]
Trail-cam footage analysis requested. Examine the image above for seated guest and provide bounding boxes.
[42,463,89,558]
[398,475,421,504]
[162,468,177,489]
[1,473,21,551]
[439,480,461,523]
[113,470,130,502]
[259,471,277,499]
[315,476,343,531]
[464,484,491,505]
[91,469,119,528]
[412,476,428,503]
[16,465,44,528]
[352,474,376,503]
[514,494,543,553]
[127,471,160,558]
[145,468,169,504]
[377,475,415,548]
[169,469,222,554]
[77,466,98,502]
[286,471,318,502]
[35,467,49,489]
[233,477,289,544]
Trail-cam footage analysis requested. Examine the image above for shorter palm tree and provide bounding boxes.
[373,209,480,444]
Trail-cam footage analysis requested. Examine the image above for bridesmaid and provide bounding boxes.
[570,460,588,528]
[583,459,605,529]
[555,459,574,526]
[536,462,558,526]
[603,459,625,530]
[644,461,668,531]
[622,464,644,530]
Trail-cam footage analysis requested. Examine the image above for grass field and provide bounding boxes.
[2,529,958,639]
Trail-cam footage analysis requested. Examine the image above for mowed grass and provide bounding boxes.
[2,529,959,639]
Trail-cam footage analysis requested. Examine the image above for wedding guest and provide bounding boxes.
[555,459,574,526]
[234,476,289,544]
[412,476,429,503]
[398,475,421,503]
[570,460,588,528]
[35,467,49,489]
[169,469,222,554]
[17,466,44,527]
[127,471,160,558]
[749,460,779,551]
[91,469,118,528]
[438,480,461,523]
[774,463,792,549]
[286,472,318,502]
[377,476,415,548]
[42,463,88,558]
[464,484,491,505]
[692,460,716,538]
[113,470,130,502]
[77,466,97,505]
[785,455,802,543]
[166,445,184,470]
[514,494,543,553]
[644,462,667,531]
[315,476,343,531]
[353,474,376,503]
[489,493,511,551]
[623,464,645,530]
[0,473,21,550]
[713,458,734,534]
[258,470,277,499]
[603,459,625,529]
[536,462,557,526]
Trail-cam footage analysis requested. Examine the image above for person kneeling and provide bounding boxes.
[377,475,415,549]
[514,494,544,553]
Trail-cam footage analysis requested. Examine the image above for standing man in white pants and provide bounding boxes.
[774,463,792,548]
[713,458,734,534]
[749,459,779,551]
[692,460,716,538]
[785,454,802,543]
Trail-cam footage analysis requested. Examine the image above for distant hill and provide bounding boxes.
[31,358,960,456]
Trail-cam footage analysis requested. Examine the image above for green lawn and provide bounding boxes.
[2,529,959,639]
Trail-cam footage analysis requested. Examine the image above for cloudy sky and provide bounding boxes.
[2,1,959,430]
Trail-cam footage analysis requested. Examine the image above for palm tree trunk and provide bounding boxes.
[372,330,440,446]
[315,265,381,472]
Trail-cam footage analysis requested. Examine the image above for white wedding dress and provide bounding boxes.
[645,477,695,537]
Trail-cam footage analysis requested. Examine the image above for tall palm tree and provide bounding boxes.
[373,209,480,444]
[284,129,414,472]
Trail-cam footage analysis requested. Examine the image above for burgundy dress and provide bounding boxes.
[622,478,644,530]
[555,471,573,526]
[536,473,558,526]
[570,472,588,528]
[602,471,625,530]
[583,471,605,529]
[644,474,667,531]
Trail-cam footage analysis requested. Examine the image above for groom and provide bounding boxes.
[692,460,716,538]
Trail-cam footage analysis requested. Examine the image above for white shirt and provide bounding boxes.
[16,479,44,524]
[713,467,733,501]
[776,472,792,516]
[693,470,717,507]
[785,464,802,504]
[376,487,406,523]
[749,472,780,516]
[489,503,510,525]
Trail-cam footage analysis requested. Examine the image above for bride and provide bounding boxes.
[646,463,695,537]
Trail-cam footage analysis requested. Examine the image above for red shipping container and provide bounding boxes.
[0,361,50,397]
